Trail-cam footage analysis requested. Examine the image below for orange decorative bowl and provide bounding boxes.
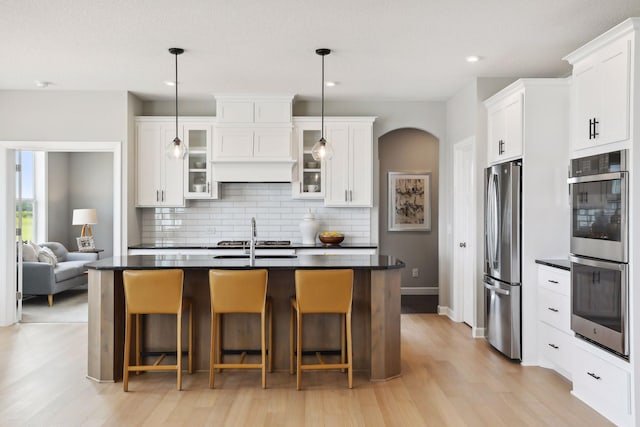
[318,233,344,246]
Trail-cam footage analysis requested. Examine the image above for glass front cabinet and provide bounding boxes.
[292,118,324,199]
[184,121,219,199]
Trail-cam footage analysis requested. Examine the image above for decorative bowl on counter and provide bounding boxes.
[319,232,344,246]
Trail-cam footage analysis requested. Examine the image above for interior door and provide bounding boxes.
[15,150,23,322]
[453,138,475,326]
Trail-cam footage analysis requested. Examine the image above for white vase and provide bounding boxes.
[299,210,319,245]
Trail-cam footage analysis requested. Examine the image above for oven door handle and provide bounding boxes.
[568,171,626,184]
[569,255,627,271]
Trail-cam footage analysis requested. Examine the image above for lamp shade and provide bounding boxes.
[72,209,98,225]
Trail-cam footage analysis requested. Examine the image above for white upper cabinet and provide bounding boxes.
[564,20,635,152]
[183,121,218,200]
[323,118,375,207]
[486,89,523,165]
[135,119,185,207]
[291,118,324,199]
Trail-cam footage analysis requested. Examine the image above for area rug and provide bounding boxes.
[21,289,88,323]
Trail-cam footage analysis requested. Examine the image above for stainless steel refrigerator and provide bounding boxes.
[484,160,522,360]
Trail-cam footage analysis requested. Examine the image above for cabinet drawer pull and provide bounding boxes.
[547,307,559,313]
[548,343,559,349]
[548,279,559,284]
[587,372,601,380]
[156,190,159,202]
[345,190,348,202]
[207,182,210,193]
[350,190,353,201]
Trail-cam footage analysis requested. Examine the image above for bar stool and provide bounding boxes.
[122,269,193,392]
[290,269,354,390]
[209,269,271,388]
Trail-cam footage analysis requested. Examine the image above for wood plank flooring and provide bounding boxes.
[0,314,612,426]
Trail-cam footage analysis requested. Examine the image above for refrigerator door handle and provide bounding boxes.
[486,171,499,270]
[483,281,510,296]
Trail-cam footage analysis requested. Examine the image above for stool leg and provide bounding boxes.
[209,309,216,388]
[261,310,267,389]
[135,314,141,374]
[341,314,346,373]
[188,302,193,374]
[123,312,132,392]
[347,312,353,389]
[177,310,182,391]
[296,311,302,391]
[216,313,223,372]
[289,302,295,375]
[268,300,273,373]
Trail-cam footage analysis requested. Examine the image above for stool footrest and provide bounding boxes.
[213,363,263,369]
[129,365,179,372]
[301,363,349,370]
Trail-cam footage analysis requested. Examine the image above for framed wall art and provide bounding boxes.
[388,171,431,231]
[77,236,95,251]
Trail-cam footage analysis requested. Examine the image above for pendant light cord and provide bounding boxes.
[175,51,179,141]
[321,53,324,141]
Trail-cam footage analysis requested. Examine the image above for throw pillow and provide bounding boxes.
[28,241,41,257]
[21,242,38,262]
[38,246,57,267]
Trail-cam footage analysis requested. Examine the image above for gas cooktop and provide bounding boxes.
[216,240,291,247]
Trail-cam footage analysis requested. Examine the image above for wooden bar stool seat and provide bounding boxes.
[209,269,271,388]
[122,269,193,392]
[290,269,354,390]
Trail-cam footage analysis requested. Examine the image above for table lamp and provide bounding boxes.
[72,208,98,237]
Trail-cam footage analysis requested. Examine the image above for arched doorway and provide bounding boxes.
[378,128,439,313]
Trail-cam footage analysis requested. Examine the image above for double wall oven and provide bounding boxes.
[568,149,629,357]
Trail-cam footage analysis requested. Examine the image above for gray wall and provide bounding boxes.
[379,129,439,289]
[46,153,71,247]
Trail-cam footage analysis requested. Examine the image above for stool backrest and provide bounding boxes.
[209,269,268,313]
[295,269,353,313]
[123,269,183,314]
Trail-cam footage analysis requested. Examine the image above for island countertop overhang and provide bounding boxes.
[86,255,405,271]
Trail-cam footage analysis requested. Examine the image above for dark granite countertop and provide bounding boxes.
[86,255,404,271]
[128,243,378,250]
[535,258,571,271]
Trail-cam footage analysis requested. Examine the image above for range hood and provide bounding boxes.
[211,159,296,182]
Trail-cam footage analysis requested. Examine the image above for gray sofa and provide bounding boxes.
[22,242,98,306]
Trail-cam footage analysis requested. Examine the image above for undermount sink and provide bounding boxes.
[213,254,298,259]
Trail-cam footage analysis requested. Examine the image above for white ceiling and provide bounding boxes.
[3,0,640,102]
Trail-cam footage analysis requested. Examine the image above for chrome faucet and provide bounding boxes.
[249,217,257,266]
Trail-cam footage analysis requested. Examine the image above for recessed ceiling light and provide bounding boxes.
[325,81,336,87]
[164,80,176,86]
[34,80,51,88]
[465,56,481,63]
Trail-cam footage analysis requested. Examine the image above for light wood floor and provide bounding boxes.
[0,314,612,426]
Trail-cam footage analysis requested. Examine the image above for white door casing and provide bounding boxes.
[453,137,476,327]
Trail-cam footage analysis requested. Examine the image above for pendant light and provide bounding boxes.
[167,47,188,159]
[311,48,333,161]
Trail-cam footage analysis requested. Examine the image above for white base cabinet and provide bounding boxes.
[537,265,573,380]
[572,338,632,426]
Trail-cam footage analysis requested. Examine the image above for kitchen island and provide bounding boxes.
[86,255,404,383]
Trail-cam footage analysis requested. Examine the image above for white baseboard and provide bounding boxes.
[401,286,438,295]
[472,327,486,338]
[437,305,456,319]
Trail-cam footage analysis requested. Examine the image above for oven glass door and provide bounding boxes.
[569,171,627,261]
[572,261,622,332]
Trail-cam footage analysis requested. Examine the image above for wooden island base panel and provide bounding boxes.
[86,255,404,383]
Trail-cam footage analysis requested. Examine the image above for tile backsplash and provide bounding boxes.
[141,183,371,245]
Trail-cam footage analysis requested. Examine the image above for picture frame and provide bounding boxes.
[388,171,431,231]
[77,236,95,251]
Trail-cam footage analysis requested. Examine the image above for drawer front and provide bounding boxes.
[538,265,570,296]
[539,322,572,379]
[538,287,571,333]
[572,345,631,420]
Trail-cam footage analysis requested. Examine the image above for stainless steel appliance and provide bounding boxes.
[568,150,627,262]
[568,149,629,357]
[484,160,522,360]
[570,255,628,356]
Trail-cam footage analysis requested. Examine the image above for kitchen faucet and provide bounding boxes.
[249,217,257,266]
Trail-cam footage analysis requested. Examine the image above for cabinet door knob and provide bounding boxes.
[587,372,601,380]
[548,343,559,349]
[156,190,159,202]
[459,242,466,248]
[547,307,559,313]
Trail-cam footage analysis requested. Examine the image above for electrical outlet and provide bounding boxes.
[412,268,419,278]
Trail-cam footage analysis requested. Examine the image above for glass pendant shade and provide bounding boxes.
[311,137,333,161]
[167,136,187,159]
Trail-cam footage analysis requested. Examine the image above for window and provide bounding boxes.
[16,151,36,242]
